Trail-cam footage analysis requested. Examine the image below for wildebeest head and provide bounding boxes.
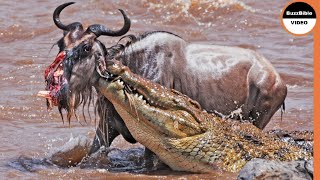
[44,2,130,123]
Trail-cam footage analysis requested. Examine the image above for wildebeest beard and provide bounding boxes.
[45,34,138,127]
[45,44,95,125]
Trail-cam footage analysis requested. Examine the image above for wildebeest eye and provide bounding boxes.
[83,44,92,52]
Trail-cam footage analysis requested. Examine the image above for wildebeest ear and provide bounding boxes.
[57,38,65,52]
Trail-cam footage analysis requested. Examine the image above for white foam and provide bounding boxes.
[228,106,244,119]
[287,84,302,89]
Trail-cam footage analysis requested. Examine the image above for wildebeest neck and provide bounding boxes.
[111,31,186,83]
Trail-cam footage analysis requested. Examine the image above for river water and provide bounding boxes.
[0,0,313,179]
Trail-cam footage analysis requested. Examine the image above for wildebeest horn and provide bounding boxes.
[86,9,131,37]
[53,2,75,31]
[53,2,83,33]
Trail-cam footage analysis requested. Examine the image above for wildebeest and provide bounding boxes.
[45,2,287,156]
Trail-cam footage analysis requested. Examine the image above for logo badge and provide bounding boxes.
[282,2,316,36]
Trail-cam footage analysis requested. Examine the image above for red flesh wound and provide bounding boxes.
[44,51,66,106]
[45,51,66,79]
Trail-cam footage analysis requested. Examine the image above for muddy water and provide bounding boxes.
[0,0,313,179]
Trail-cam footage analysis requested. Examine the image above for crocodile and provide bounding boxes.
[75,58,311,173]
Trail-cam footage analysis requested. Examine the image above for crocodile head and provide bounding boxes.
[96,59,221,172]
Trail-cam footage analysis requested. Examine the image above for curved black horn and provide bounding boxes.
[53,2,75,31]
[86,9,131,37]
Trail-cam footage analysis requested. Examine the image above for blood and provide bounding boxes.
[44,51,67,107]
[44,51,66,79]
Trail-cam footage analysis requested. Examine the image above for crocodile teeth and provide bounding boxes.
[138,95,143,100]
[134,93,139,97]
[116,79,124,85]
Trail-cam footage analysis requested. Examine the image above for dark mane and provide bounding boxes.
[106,31,182,60]
[138,30,182,40]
